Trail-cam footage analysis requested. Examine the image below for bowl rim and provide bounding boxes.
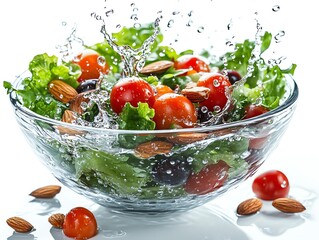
[9,72,299,134]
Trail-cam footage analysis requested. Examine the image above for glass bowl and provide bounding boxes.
[8,72,298,213]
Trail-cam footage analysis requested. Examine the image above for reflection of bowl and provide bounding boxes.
[9,75,298,212]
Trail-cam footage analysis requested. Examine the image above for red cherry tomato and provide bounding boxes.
[74,50,109,82]
[152,93,197,130]
[244,104,269,119]
[175,55,210,75]
[110,77,156,114]
[244,104,270,149]
[197,73,232,112]
[252,170,290,200]
[184,160,230,195]
[155,84,174,99]
[63,207,98,239]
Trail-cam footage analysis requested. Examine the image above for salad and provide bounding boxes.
[4,23,296,200]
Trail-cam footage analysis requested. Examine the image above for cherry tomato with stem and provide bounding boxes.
[175,55,210,75]
[197,73,232,112]
[63,207,98,239]
[152,93,197,130]
[252,170,290,200]
[74,50,109,82]
[110,77,156,115]
[184,160,230,195]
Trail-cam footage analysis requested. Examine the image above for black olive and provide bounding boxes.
[76,79,98,93]
[151,156,191,186]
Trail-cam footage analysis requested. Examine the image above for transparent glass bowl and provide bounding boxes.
[9,74,298,212]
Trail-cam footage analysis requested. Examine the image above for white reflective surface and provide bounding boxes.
[1,0,319,239]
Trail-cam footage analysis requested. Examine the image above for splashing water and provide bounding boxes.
[100,17,161,77]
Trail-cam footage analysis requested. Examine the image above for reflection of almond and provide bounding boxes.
[30,185,61,198]
[181,86,210,103]
[48,213,65,229]
[272,198,306,213]
[6,216,34,233]
[135,140,174,158]
[237,198,263,215]
[167,132,209,144]
[140,60,174,75]
[48,80,78,103]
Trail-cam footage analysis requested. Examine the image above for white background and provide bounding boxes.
[0,0,319,239]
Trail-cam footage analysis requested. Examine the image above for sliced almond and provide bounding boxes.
[237,198,263,215]
[6,216,34,233]
[135,140,174,158]
[181,86,210,103]
[48,213,65,229]
[272,198,306,213]
[48,80,78,103]
[140,60,174,75]
[167,132,209,144]
[29,185,61,198]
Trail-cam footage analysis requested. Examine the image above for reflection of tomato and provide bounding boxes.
[252,170,290,200]
[184,160,230,195]
[74,50,109,82]
[63,207,98,239]
[175,55,210,75]
[197,73,231,111]
[110,77,156,114]
[152,93,197,130]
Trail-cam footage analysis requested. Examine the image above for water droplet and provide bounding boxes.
[172,11,180,15]
[186,20,193,27]
[272,5,280,12]
[213,106,221,113]
[116,24,121,29]
[197,26,204,33]
[166,169,172,175]
[61,21,67,26]
[105,9,114,17]
[274,30,285,43]
[188,10,193,17]
[213,79,220,87]
[167,19,174,28]
[131,14,138,21]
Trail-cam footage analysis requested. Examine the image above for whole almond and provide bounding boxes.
[48,213,65,229]
[237,198,263,215]
[48,80,78,103]
[167,132,209,144]
[69,91,92,114]
[181,86,210,102]
[29,185,61,198]
[272,198,306,213]
[135,140,174,158]
[6,216,34,233]
[140,60,174,75]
